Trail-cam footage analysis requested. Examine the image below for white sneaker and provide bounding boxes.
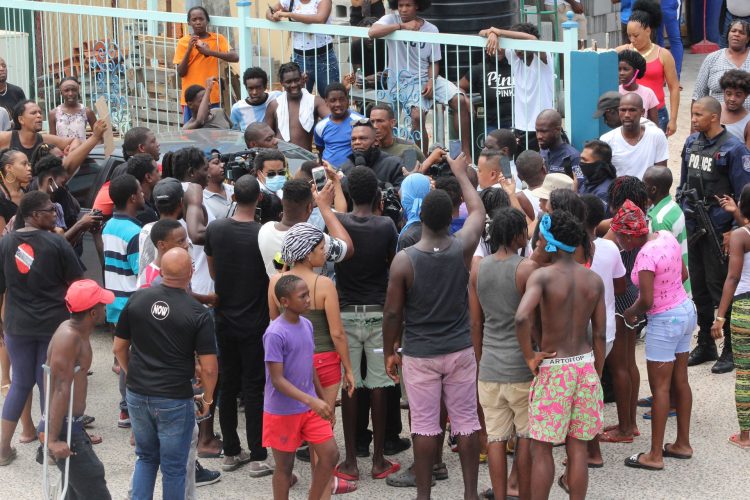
[221,450,252,471]
[247,459,274,477]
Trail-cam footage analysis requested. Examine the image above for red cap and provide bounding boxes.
[65,279,115,313]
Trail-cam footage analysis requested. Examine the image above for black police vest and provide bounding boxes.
[685,131,733,202]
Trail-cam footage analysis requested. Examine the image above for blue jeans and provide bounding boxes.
[127,389,195,500]
[656,0,683,77]
[657,106,669,133]
[720,10,750,48]
[645,299,697,362]
[292,48,340,96]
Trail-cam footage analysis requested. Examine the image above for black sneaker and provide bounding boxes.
[687,343,718,366]
[711,347,735,374]
[384,437,411,456]
[195,460,221,487]
[295,446,310,463]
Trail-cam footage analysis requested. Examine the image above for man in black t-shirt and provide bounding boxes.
[204,175,273,476]
[334,166,401,481]
[459,54,514,143]
[114,248,218,499]
[0,58,26,119]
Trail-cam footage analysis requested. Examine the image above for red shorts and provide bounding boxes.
[314,351,341,388]
[262,410,333,452]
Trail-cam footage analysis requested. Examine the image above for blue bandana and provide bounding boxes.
[539,213,576,253]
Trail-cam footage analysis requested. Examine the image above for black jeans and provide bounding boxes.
[217,332,267,460]
[355,355,403,446]
[688,230,731,347]
[57,431,111,500]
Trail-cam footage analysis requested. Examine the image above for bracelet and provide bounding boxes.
[200,394,213,405]
[716,316,726,322]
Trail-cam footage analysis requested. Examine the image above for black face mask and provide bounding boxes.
[579,160,615,183]
[352,147,378,167]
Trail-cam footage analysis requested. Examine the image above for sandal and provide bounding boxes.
[81,415,95,427]
[624,453,663,471]
[662,444,691,459]
[603,424,640,437]
[433,461,449,480]
[385,467,436,487]
[728,433,750,450]
[561,456,603,468]
[0,447,17,466]
[332,477,357,494]
[643,409,676,420]
[372,459,400,479]
[558,473,569,494]
[19,433,38,444]
[334,464,359,481]
[599,430,634,443]
[637,396,653,408]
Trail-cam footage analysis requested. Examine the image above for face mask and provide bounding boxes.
[265,175,287,193]
[579,161,604,180]
[353,147,378,167]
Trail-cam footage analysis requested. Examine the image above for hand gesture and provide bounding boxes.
[313,180,334,210]
[485,32,499,56]
[716,194,738,215]
[421,80,433,99]
[205,293,219,308]
[623,307,639,329]
[309,397,333,421]
[188,36,199,49]
[342,370,355,398]
[498,174,515,195]
[205,76,218,89]
[342,73,356,90]
[446,152,469,177]
[526,351,556,376]
[195,40,210,55]
[710,318,725,340]
[385,353,401,383]
[92,119,108,139]
[322,161,340,184]
[194,395,210,419]
[78,211,103,232]
[48,441,73,461]
[570,1,584,14]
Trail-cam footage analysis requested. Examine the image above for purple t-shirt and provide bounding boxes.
[632,230,688,315]
[263,315,316,415]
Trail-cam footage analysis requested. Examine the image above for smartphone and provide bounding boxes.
[311,166,327,192]
[448,140,462,160]
[402,149,418,172]
[500,155,512,179]
[268,5,276,14]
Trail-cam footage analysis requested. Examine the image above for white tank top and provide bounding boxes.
[521,188,541,220]
[724,113,750,145]
[736,227,750,296]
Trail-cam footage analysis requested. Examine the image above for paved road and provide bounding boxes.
[2,53,749,499]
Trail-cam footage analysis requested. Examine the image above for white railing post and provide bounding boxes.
[237,1,251,99]
[146,0,158,35]
[561,10,578,141]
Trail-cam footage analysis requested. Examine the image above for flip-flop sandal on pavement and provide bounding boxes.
[624,453,663,471]
[728,433,750,450]
[332,477,357,494]
[372,460,400,479]
[0,447,17,466]
[334,465,359,481]
[558,474,569,494]
[662,444,691,459]
[599,430,634,443]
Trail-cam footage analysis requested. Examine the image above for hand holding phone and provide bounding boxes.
[311,166,327,192]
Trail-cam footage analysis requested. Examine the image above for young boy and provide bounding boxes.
[263,275,340,499]
[719,69,750,147]
[313,83,365,169]
[138,218,190,288]
[515,210,606,500]
[469,207,538,500]
[643,165,690,295]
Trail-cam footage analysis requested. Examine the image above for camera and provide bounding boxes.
[381,184,402,227]
[220,148,262,181]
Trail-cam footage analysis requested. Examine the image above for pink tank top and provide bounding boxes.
[638,47,666,109]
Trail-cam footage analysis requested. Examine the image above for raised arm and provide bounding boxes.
[48,108,58,136]
[314,182,354,259]
[278,0,332,24]
[176,37,196,77]
[60,119,107,176]
[184,78,216,130]
[449,153,486,265]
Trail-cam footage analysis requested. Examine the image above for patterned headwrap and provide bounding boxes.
[611,199,649,236]
[539,213,576,253]
[281,222,325,264]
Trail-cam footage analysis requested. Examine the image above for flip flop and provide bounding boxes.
[87,433,103,445]
[334,465,359,482]
[0,447,17,466]
[433,462,449,480]
[728,433,750,450]
[372,459,400,479]
[663,444,691,459]
[19,433,38,444]
[562,457,604,468]
[332,477,357,494]
[599,430,634,444]
[624,453,663,471]
[643,409,677,420]
[558,474,569,494]
[637,396,653,407]
[603,424,641,437]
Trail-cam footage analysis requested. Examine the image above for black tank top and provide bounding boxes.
[10,130,43,160]
[403,236,472,357]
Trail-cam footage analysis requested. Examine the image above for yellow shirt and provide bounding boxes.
[173,32,231,105]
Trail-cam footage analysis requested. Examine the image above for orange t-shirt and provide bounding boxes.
[173,32,231,105]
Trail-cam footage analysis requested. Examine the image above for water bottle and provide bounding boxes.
[355,68,364,88]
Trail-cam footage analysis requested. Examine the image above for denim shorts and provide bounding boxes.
[341,308,394,389]
[645,299,697,362]
[388,75,460,112]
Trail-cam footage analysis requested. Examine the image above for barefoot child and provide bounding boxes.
[514,210,606,499]
[263,275,340,500]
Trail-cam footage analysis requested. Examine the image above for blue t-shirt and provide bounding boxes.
[314,111,366,168]
[263,315,316,416]
[230,91,281,131]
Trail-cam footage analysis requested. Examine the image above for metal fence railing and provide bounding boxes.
[0,0,579,162]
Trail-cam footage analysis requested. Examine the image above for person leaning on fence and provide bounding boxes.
[48,76,97,142]
[369,0,474,159]
[231,67,282,132]
[174,6,238,124]
[183,77,232,130]
[42,279,115,500]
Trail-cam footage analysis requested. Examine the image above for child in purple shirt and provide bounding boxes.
[263,274,351,496]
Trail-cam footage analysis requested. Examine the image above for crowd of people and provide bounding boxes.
[0,0,748,499]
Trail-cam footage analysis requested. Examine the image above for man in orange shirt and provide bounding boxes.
[174,6,238,124]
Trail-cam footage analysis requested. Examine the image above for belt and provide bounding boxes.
[539,351,594,367]
[293,43,333,57]
[340,305,383,313]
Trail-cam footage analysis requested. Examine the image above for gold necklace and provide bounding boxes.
[636,42,655,58]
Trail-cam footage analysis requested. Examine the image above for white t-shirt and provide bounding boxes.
[375,14,441,83]
[181,182,216,296]
[280,0,332,49]
[590,238,626,343]
[600,124,669,179]
[506,49,554,132]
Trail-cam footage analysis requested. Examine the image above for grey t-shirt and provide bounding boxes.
[0,107,10,131]
[476,254,533,383]
[374,13,441,83]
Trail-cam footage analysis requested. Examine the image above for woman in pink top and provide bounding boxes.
[612,200,696,472]
[618,49,659,124]
[616,0,680,136]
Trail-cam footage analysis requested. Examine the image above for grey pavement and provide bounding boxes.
[2,53,749,499]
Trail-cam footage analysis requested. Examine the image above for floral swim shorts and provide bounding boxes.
[528,352,603,443]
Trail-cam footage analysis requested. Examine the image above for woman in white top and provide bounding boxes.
[267,0,340,96]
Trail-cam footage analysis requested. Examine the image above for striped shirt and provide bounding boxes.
[648,196,691,295]
[103,213,142,323]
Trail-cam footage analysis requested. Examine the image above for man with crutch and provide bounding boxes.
[42,279,113,499]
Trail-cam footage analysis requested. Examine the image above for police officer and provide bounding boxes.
[679,97,750,374]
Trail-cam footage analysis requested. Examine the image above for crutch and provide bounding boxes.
[41,364,79,500]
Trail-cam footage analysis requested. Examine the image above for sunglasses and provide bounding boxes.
[34,206,56,214]
[265,169,286,178]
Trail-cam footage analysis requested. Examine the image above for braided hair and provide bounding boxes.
[608,175,649,212]
[479,187,511,253]
[549,189,591,262]
[547,209,586,249]
[489,207,528,252]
